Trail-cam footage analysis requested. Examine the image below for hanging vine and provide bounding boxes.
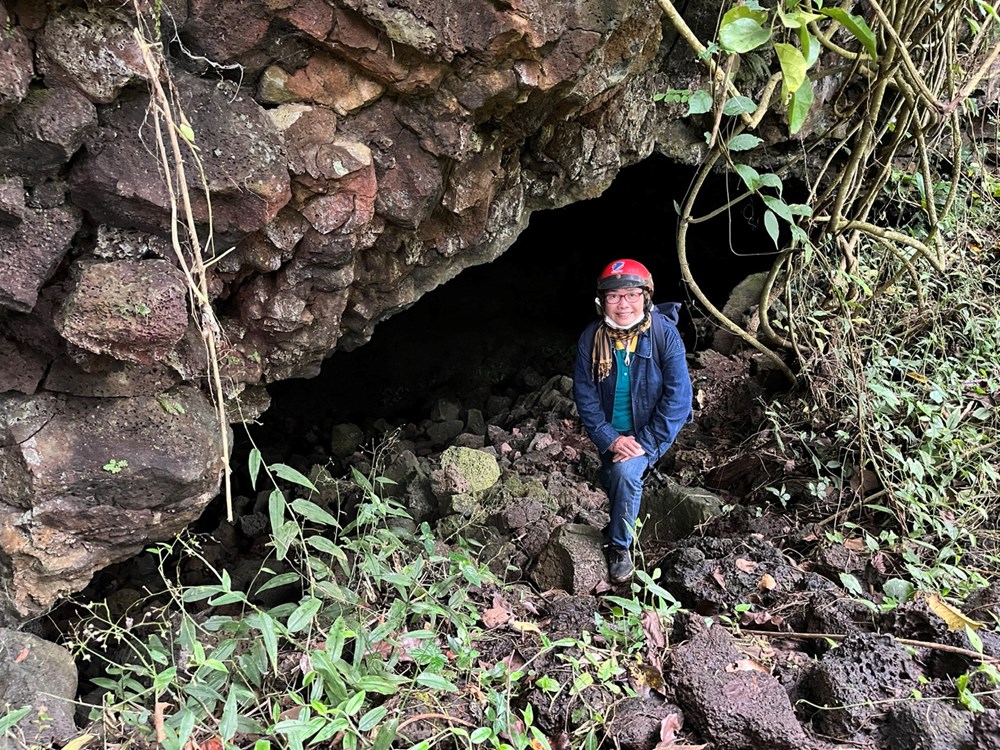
[655,0,999,378]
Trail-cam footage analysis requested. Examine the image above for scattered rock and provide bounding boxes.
[666,621,809,750]
[605,698,686,750]
[885,700,975,750]
[807,633,921,741]
[330,422,365,459]
[531,523,607,594]
[640,478,723,541]
[0,628,78,747]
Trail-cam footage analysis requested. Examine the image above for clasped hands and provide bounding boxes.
[609,435,645,463]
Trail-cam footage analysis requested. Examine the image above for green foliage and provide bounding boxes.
[102,458,128,474]
[69,448,686,749]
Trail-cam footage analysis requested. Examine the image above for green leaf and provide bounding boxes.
[415,672,459,691]
[883,578,916,603]
[358,706,388,732]
[372,721,398,750]
[839,572,865,597]
[788,76,814,135]
[271,463,318,492]
[536,675,561,693]
[470,727,493,744]
[722,95,756,116]
[727,133,763,151]
[798,26,821,67]
[343,690,366,716]
[764,210,780,247]
[758,173,783,191]
[355,675,407,695]
[272,520,296,561]
[0,707,32,734]
[178,709,196,750]
[220,688,239,740]
[774,43,808,96]
[208,591,247,606]
[719,7,771,53]
[686,89,713,115]
[268,488,285,538]
[819,7,878,61]
[762,195,794,222]
[787,203,813,216]
[734,164,761,189]
[290,498,340,527]
[778,7,823,28]
[178,122,195,143]
[255,571,300,594]
[967,625,984,655]
[287,596,322,633]
[249,448,262,491]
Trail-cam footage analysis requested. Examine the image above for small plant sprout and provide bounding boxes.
[102,459,128,474]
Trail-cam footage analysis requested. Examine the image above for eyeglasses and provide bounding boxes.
[604,291,644,303]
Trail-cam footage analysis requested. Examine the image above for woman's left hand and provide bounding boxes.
[611,435,646,462]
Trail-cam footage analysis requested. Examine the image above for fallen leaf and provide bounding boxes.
[656,727,708,750]
[629,662,666,698]
[870,551,888,574]
[758,573,777,590]
[843,537,867,552]
[61,735,96,750]
[725,658,769,673]
[510,620,542,636]
[298,651,312,675]
[657,714,683,744]
[641,608,666,650]
[924,593,984,631]
[277,705,306,722]
[711,567,727,590]
[735,558,758,573]
[199,739,224,750]
[740,610,783,627]
[500,650,527,672]
[14,647,29,664]
[483,594,513,629]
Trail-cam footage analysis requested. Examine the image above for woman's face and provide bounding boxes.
[603,287,645,327]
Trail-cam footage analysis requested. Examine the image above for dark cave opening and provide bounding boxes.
[257,153,779,444]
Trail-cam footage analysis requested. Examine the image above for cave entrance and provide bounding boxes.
[254,153,777,461]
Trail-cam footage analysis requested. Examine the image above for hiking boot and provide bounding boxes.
[606,546,634,583]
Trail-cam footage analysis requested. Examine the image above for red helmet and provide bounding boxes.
[596,259,654,294]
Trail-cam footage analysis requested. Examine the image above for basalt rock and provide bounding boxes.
[0,387,228,621]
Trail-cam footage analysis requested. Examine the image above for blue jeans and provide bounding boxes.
[599,452,649,549]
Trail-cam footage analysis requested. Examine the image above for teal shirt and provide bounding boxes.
[611,348,634,432]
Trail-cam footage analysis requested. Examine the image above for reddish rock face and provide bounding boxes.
[0,0,687,620]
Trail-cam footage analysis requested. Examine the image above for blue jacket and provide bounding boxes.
[573,303,693,463]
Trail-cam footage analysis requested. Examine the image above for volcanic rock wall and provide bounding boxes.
[0,0,719,621]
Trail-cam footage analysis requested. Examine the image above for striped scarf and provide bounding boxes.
[591,314,651,382]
